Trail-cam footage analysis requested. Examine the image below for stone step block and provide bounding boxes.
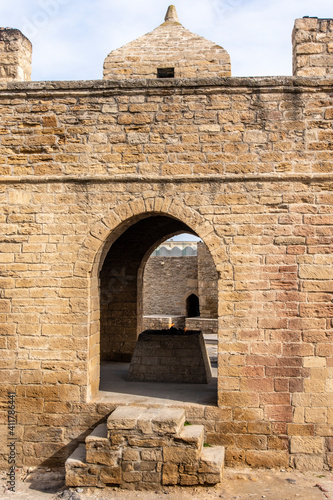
[137,407,160,434]
[86,423,121,466]
[127,434,171,448]
[177,424,204,450]
[65,444,101,487]
[163,445,200,465]
[198,445,225,484]
[151,408,185,435]
[66,443,122,487]
[107,406,146,431]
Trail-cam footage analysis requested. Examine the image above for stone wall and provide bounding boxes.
[142,242,218,320]
[293,17,333,76]
[143,256,198,316]
[0,76,333,471]
[0,28,32,81]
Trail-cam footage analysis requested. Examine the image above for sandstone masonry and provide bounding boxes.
[1,7,333,475]
[0,28,32,81]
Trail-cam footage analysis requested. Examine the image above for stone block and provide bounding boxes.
[199,472,222,485]
[152,408,185,435]
[122,471,142,483]
[141,449,162,461]
[65,444,101,487]
[177,425,204,449]
[142,471,161,483]
[123,449,140,462]
[86,444,120,467]
[293,454,324,471]
[107,406,145,430]
[199,446,224,475]
[290,437,324,454]
[128,331,212,383]
[127,436,169,448]
[163,446,199,464]
[245,450,289,468]
[180,473,198,485]
[162,463,179,485]
[137,408,159,434]
[100,466,122,485]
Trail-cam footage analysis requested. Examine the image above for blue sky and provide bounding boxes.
[0,0,332,81]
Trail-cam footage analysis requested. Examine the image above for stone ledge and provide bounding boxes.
[1,75,333,94]
[2,172,333,185]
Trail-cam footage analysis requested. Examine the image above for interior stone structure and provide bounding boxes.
[143,241,218,315]
[1,6,333,475]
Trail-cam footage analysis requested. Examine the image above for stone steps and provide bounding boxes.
[65,405,224,490]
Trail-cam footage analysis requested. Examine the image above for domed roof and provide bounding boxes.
[103,5,231,80]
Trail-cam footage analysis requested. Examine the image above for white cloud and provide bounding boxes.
[0,0,332,80]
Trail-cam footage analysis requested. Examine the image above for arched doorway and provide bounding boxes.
[186,293,200,318]
[99,215,196,363]
[81,207,221,402]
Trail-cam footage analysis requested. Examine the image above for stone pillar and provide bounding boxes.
[197,242,218,319]
[292,17,333,76]
[0,28,32,82]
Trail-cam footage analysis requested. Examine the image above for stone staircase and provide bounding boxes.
[66,405,225,490]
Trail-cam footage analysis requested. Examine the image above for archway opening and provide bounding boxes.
[186,294,200,318]
[97,213,218,404]
[99,215,194,362]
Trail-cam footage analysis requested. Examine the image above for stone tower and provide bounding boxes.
[292,17,333,76]
[0,28,32,81]
[103,5,231,79]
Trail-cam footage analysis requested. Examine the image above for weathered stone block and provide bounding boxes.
[199,446,224,475]
[180,473,198,485]
[163,446,199,464]
[199,472,222,485]
[177,425,204,448]
[107,406,145,430]
[293,454,324,471]
[122,471,143,483]
[162,463,179,485]
[245,450,289,468]
[100,466,122,485]
[290,437,324,454]
[152,408,185,435]
[122,449,140,462]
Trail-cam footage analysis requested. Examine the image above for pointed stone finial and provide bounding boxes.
[165,5,179,23]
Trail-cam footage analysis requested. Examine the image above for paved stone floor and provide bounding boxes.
[97,361,217,406]
[96,338,218,406]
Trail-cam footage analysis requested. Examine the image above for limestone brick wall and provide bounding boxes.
[0,28,32,81]
[0,77,333,471]
[143,256,198,316]
[293,17,333,76]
